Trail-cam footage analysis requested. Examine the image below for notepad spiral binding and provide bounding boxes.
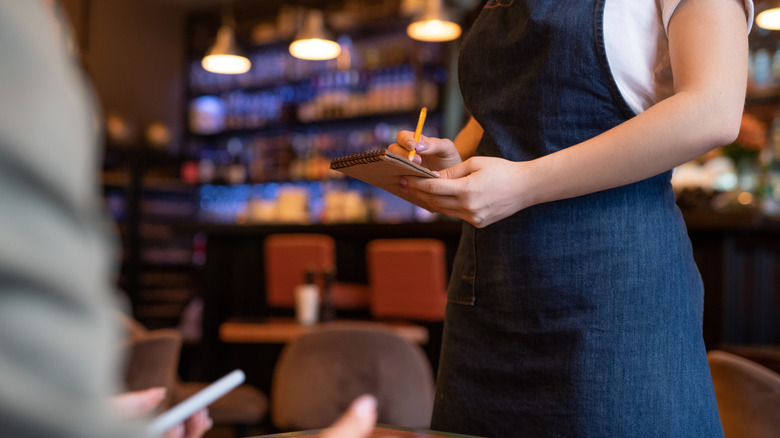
[329,149,388,170]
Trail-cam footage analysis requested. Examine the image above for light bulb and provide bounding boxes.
[289,38,342,61]
[407,19,461,42]
[757,8,780,30]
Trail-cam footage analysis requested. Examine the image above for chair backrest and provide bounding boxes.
[264,233,335,308]
[366,238,447,321]
[118,328,183,409]
[271,326,435,431]
[708,350,780,438]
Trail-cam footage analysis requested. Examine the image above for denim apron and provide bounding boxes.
[431,1,723,436]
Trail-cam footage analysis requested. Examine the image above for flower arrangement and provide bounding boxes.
[720,112,767,165]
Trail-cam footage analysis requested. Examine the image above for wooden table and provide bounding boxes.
[220,318,429,345]
[251,424,484,437]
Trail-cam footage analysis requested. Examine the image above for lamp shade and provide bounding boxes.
[202,25,251,74]
[289,10,341,61]
[757,8,780,30]
[407,0,461,42]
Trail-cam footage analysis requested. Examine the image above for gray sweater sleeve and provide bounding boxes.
[0,2,147,437]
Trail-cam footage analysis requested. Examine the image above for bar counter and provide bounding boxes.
[191,211,780,382]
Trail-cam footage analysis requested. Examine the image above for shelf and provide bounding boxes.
[135,303,188,320]
[104,145,195,165]
[189,62,446,97]
[138,288,193,303]
[189,75,312,98]
[188,109,437,138]
[746,92,780,107]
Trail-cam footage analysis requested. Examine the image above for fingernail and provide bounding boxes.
[354,395,377,418]
[399,186,409,194]
[431,170,440,177]
[399,177,407,187]
[415,142,428,152]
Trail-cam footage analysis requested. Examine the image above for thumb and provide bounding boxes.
[110,387,167,419]
[322,395,377,438]
[439,159,477,180]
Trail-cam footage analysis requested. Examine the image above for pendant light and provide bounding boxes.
[202,3,251,75]
[407,0,461,42]
[757,7,780,30]
[289,9,342,61]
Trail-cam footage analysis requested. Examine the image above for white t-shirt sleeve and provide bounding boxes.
[603,1,666,115]
[661,0,754,35]
[605,0,755,116]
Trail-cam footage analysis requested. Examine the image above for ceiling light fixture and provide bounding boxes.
[407,0,461,42]
[202,3,251,75]
[757,7,780,30]
[289,9,341,61]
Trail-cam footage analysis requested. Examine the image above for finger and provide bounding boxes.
[403,175,464,198]
[387,143,406,155]
[164,423,184,438]
[322,394,377,438]
[409,187,464,212]
[388,143,422,165]
[405,190,477,225]
[184,408,213,438]
[438,159,478,180]
[109,387,166,419]
[396,131,434,156]
[395,130,416,150]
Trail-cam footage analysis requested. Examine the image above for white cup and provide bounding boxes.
[294,284,320,326]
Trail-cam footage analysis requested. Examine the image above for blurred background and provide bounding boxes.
[52,0,780,435]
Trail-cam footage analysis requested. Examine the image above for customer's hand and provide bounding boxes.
[110,387,168,419]
[109,388,213,438]
[400,156,530,228]
[322,394,378,438]
[163,409,212,438]
[389,130,462,171]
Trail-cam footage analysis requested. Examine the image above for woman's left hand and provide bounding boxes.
[110,388,213,438]
[400,156,530,228]
[164,408,213,438]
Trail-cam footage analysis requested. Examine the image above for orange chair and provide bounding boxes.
[263,233,369,310]
[366,239,448,321]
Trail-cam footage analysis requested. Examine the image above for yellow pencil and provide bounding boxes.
[408,107,427,161]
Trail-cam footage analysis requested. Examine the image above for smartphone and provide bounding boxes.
[147,369,245,436]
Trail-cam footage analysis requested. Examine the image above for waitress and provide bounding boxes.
[391,0,753,436]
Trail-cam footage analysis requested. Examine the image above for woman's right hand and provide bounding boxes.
[321,394,377,438]
[388,130,462,171]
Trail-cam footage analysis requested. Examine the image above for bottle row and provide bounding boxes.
[748,45,780,94]
[187,119,440,185]
[297,66,441,122]
[198,179,439,225]
[189,64,445,134]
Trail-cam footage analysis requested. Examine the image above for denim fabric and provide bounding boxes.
[430,1,723,437]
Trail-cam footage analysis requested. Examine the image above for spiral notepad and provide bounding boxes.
[330,149,438,209]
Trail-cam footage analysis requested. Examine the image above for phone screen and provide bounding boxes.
[147,369,245,436]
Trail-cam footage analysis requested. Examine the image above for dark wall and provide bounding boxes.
[60,0,186,150]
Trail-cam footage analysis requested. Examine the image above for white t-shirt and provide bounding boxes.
[604,0,754,115]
